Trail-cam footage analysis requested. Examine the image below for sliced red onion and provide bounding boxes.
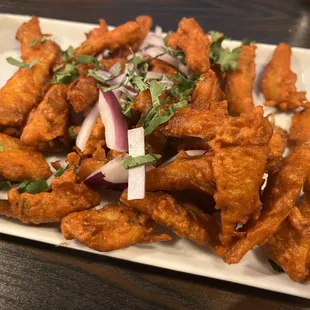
[0,191,8,200]
[96,54,103,61]
[127,127,145,200]
[160,150,207,166]
[98,90,128,152]
[46,174,55,187]
[154,26,163,37]
[84,153,128,189]
[76,102,100,152]
[177,63,190,77]
[145,72,173,85]
[127,52,143,61]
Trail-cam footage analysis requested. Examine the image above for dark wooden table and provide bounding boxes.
[1,1,310,309]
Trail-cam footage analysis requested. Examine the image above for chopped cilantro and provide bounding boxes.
[18,179,49,194]
[60,46,75,62]
[29,36,51,47]
[109,61,122,76]
[6,57,38,69]
[268,259,284,273]
[208,31,223,42]
[0,180,12,190]
[54,164,69,177]
[76,55,101,70]
[51,63,79,84]
[69,126,77,140]
[121,154,161,169]
[242,38,255,46]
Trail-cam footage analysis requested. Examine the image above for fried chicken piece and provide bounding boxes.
[166,18,210,75]
[132,90,152,114]
[162,100,228,141]
[288,104,310,146]
[225,45,256,115]
[78,146,108,180]
[75,16,152,56]
[61,205,171,252]
[261,43,307,111]
[20,85,69,146]
[224,145,310,264]
[146,150,215,194]
[267,124,287,172]
[107,149,123,161]
[121,190,219,247]
[263,188,310,282]
[177,138,210,152]
[0,19,59,127]
[99,58,127,71]
[210,107,272,249]
[150,59,178,76]
[0,133,51,181]
[192,69,225,104]
[1,153,100,224]
[85,19,109,39]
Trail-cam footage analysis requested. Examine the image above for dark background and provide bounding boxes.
[1,0,310,309]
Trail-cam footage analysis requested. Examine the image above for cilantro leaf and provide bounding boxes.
[0,180,12,190]
[76,55,101,70]
[51,63,79,84]
[54,164,69,177]
[208,31,223,42]
[121,154,161,169]
[110,61,122,76]
[169,72,195,100]
[18,179,49,194]
[121,95,134,117]
[131,75,148,92]
[6,57,38,69]
[242,38,255,46]
[53,64,64,73]
[268,259,284,273]
[29,36,51,47]
[149,80,168,107]
[163,34,186,65]
[69,126,77,140]
[60,46,75,62]
[0,145,4,152]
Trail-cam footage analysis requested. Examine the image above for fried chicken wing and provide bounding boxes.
[120,190,219,247]
[267,124,287,172]
[61,205,171,252]
[288,104,310,146]
[263,189,310,282]
[210,107,272,249]
[146,150,215,194]
[20,84,69,146]
[224,145,310,264]
[0,133,51,181]
[261,43,307,111]
[225,45,256,115]
[162,100,228,141]
[192,69,225,104]
[0,18,59,127]
[75,16,152,56]
[166,18,210,75]
[1,153,100,224]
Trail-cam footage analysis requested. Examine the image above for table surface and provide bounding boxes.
[1,0,310,309]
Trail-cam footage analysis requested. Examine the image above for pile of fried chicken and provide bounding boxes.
[0,16,310,284]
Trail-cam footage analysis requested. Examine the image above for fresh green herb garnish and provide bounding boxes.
[122,154,162,169]
[76,55,101,70]
[0,180,12,190]
[51,63,79,84]
[110,61,122,76]
[6,57,38,69]
[0,145,4,152]
[121,95,134,118]
[53,64,64,73]
[163,33,186,65]
[241,38,255,46]
[54,164,69,177]
[60,46,75,62]
[69,126,77,140]
[268,259,284,273]
[29,36,51,47]
[18,179,49,194]
[209,31,223,42]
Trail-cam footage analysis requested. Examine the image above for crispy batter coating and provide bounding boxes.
[288,104,310,146]
[21,85,69,146]
[210,107,272,248]
[225,45,256,115]
[78,146,108,180]
[166,18,210,75]
[61,205,171,252]
[1,153,100,224]
[146,150,215,194]
[162,100,228,141]
[224,145,310,264]
[261,43,307,111]
[85,19,109,39]
[75,16,152,56]
[132,90,152,114]
[150,59,178,76]
[0,133,51,181]
[192,69,225,104]
[263,189,310,282]
[267,124,287,172]
[0,18,59,127]
[120,190,219,247]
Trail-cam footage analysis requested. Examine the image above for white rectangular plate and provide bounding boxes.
[0,13,310,299]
